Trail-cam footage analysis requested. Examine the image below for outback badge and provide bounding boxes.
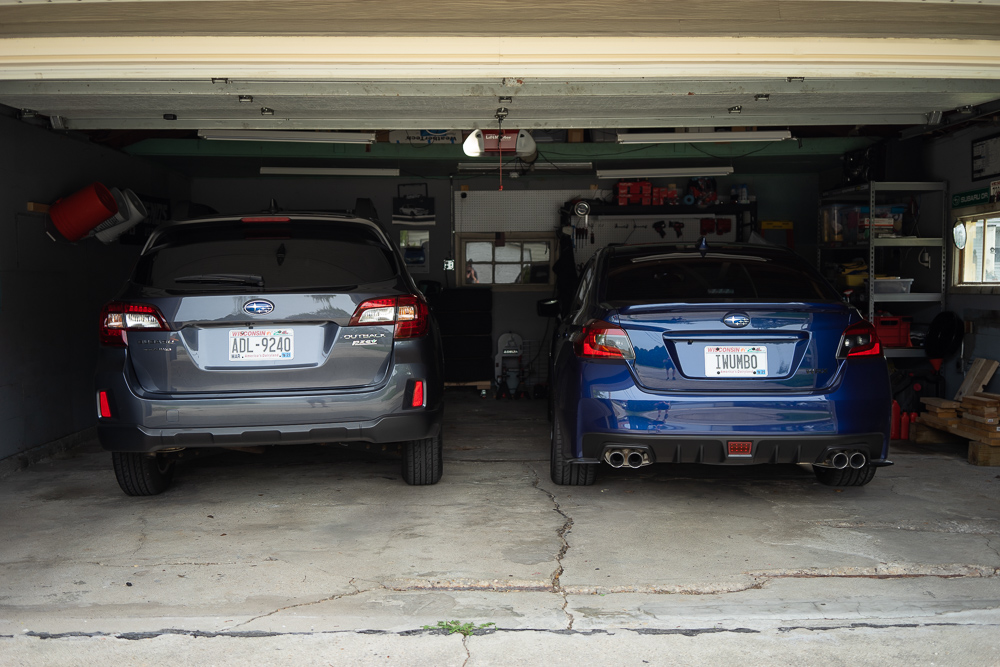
[243,300,275,316]
[723,312,751,328]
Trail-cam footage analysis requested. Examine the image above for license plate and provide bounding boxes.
[704,345,767,377]
[229,328,294,361]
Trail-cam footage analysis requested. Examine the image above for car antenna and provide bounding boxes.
[697,236,709,258]
[268,198,281,214]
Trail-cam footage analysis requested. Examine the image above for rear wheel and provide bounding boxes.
[814,464,876,487]
[550,418,597,486]
[112,452,175,496]
[402,432,443,485]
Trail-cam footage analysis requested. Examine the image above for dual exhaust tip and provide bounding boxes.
[827,450,867,470]
[604,448,651,469]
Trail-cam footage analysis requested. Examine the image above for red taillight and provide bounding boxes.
[412,380,424,407]
[100,301,169,347]
[728,441,752,457]
[574,320,635,360]
[349,295,429,340]
[839,320,881,358]
[241,216,290,223]
[98,391,112,418]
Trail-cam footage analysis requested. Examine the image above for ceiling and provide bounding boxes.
[0,0,998,175]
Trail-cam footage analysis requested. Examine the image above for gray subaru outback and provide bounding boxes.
[95,212,443,495]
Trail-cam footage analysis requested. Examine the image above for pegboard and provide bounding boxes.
[571,213,738,265]
[454,189,613,233]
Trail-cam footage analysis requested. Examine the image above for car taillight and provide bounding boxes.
[412,380,424,407]
[349,295,429,340]
[241,216,290,223]
[100,302,169,347]
[98,391,112,418]
[574,320,635,360]
[838,320,881,358]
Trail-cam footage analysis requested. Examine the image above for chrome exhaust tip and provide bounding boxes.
[831,452,849,469]
[607,450,625,468]
[849,452,867,469]
[626,451,644,469]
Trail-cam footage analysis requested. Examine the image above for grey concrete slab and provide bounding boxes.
[1,390,998,663]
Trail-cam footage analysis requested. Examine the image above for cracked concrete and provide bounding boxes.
[1,391,999,663]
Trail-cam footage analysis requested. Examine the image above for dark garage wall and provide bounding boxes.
[919,124,1000,396]
[0,115,188,463]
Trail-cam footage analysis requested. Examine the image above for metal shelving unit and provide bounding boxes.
[818,181,948,358]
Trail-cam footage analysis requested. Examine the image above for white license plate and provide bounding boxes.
[704,345,767,377]
[229,328,294,361]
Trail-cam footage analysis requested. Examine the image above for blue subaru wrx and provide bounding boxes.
[545,242,892,487]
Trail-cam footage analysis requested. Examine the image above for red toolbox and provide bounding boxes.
[874,315,912,347]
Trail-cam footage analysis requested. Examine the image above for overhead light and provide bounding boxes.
[457,161,591,172]
[596,167,734,179]
[462,129,537,157]
[199,130,376,144]
[260,167,399,176]
[617,131,792,144]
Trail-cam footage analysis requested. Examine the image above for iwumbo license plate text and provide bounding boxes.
[705,345,767,377]
[229,329,294,361]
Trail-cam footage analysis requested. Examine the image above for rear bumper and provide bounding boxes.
[576,432,890,466]
[99,408,441,452]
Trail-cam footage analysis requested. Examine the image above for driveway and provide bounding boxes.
[2,391,999,665]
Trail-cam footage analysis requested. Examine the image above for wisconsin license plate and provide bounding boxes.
[704,345,767,377]
[229,328,294,361]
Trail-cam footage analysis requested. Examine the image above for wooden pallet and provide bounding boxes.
[969,441,1000,466]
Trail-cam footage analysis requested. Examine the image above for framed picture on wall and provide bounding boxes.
[972,132,1000,182]
[392,183,436,226]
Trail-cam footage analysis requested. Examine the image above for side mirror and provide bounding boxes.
[536,298,560,318]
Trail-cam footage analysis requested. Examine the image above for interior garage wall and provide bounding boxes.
[917,124,1000,396]
[0,115,188,463]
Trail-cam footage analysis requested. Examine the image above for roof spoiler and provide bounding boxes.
[354,198,379,222]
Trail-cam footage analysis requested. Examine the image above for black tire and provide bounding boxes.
[550,417,597,486]
[112,452,175,496]
[402,432,443,485]
[814,464,877,487]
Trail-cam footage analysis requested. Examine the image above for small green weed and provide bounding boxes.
[422,620,496,636]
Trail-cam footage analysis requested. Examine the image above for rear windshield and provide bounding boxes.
[604,252,840,303]
[133,220,398,292]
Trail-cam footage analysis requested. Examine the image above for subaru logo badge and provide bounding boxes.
[243,300,274,316]
[723,313,751,328]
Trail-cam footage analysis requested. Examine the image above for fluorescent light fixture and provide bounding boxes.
[199,130,375,144]
[596,167,734,179]
[617,131,792,144]
[260,167,399,177]
[457,161,591,172]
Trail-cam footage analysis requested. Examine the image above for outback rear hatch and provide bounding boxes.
[603,247,853,393]
[104,216,423,394]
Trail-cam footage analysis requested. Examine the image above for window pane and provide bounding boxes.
[466,262,492,284]
[985,217,1000,282]
[495,243,522,262]
[466,242,493,263]
[494,263,523,284]
[522,242,550,262]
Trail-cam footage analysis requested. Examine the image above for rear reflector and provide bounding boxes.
[98,391,112,418]
[412,380,424,407]
[100,302,169,347]
[728,441,752,457]
[574,320,635,360]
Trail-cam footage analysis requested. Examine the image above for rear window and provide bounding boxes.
[604,252,840,303]
[133,220,398,292]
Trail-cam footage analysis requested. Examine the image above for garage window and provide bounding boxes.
[954,212,1000,286]
[458,233,554,286]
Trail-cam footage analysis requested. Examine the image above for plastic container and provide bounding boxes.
[49,182,118,242]
[874,315,912,347]
[872,277,914,293]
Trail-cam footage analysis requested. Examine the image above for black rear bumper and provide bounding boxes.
[99,408,442,453]
[577,432,890,466]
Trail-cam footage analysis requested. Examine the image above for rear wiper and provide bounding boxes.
[173,273,265,288]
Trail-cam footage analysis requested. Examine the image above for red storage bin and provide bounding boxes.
[874,316,912,348]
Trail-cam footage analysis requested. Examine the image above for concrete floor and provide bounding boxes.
[2,390,999,665]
